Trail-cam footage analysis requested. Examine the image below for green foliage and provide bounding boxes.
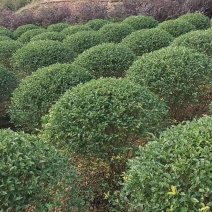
[0,0,32,11]
[120,115,212,211]
[177,13,211,30]
[209,102,212,114]
[17,28,46,43]
[85,19,111,30]
[42,77,169,160]
[0,35,12,41]
[98,23,134,43]
[73,43,136,78]
[122,15,159,30]
[9,63,94,133]
[157,19,196,37]
[47,22,70,32]
[172,29,212,57]
[12,40,76,74]
[122,28,173,56]
[0,40,23,68]
[126,46,212,110]
[0,129,86,211]
[0,27,13,38]
[63,30,107,55]
[31,31,65,42]
[61,24,93,38]
[13,24,40,39]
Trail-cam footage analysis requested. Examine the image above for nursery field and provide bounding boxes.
[0,13,212,211]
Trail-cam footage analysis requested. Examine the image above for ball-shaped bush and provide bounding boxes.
[126,46,212,110]
[122,28,173,56]
[157,19,196,37]
[121,115,212,211]
[13,24,40,38]
[0,35,12,41]
[63,30,107,55]
[61,24,93,37]
[0,27,13,38]
[85,19,111,30]
[12,40,76,74]
[122,15,159,30]
[9,63,94,132]
[47,22,70,32]
[42,78,169,159]
[31,31,65,41]
[172,30,212,57]
[177,13,211,30]
[209,102,212,114]
[73,43,136,78]
[98,23,134,43]
[17,28,46,43]
[0,40,23,68]
[0,129,84,211]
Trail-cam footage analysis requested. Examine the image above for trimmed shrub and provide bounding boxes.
[47,22,70,32]
[98,23,134,43]
[85,18,111,30]
[209,102,212,114]
[157,19,196,37]
[0,28,13,38]
[17,28,46,43]
[12,40,76,74]
[0,35,12,41]
[73,43,136,78]
[172,30,212,57]
[122,28,173,56]
[9,63,94,132]
[42,77,169,160]
[13,24,40,39]
[122,15,159,30]
[61,25,93,37]
[63,30,107,55]
[31,31,65,42]
[0,129,86,211]
[121,115,212,211]
[126,46,212,113]
[0,40,23,68]
[177,13,211,30]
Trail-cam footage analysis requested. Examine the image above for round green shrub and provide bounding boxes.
[209,102,212,114]
[0,129,86,211]
[61,24,93,38]
[42,78,169,160]
[47,22,70,32]
[17,28,46,43]
[177,13,211,30]
[172,30,212,57]
[0,27,13,38]
[98,23,134,43]
[0,35,12,41]
[73,43,136,78]
[126,46,212,110]
[0,40,23,68]
[122,15,159,30]
[31,31,65,41]
[122,28,173,56]
[63,30,107,55]
[9,63,94,132]
[121,115,212,211]
[85,19,111,30]
[12,40,76,73]
[13,24,40,39]
[157,19,196,37]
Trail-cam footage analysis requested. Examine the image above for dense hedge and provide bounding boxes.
[172,30,212,57]
[122,15,159,30]
[0,27,13,38]
[126,46,212,111]
[42,78,169,160]
[12,40,76,73]
[13,24,40,38]
[85,19,111,30]
[157,19,196,37]
[31,31,65,41]
[73,43,136,78]
[98,23,134,43]
[0,129,86,211]
[61,25,93,37]
[63,31,107,55]
[9,63,94,132]
[177,13,211,30]
[121,115,212,211]
[47,22,70,32]
[0,35,12,41]
[122,28,173,56]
